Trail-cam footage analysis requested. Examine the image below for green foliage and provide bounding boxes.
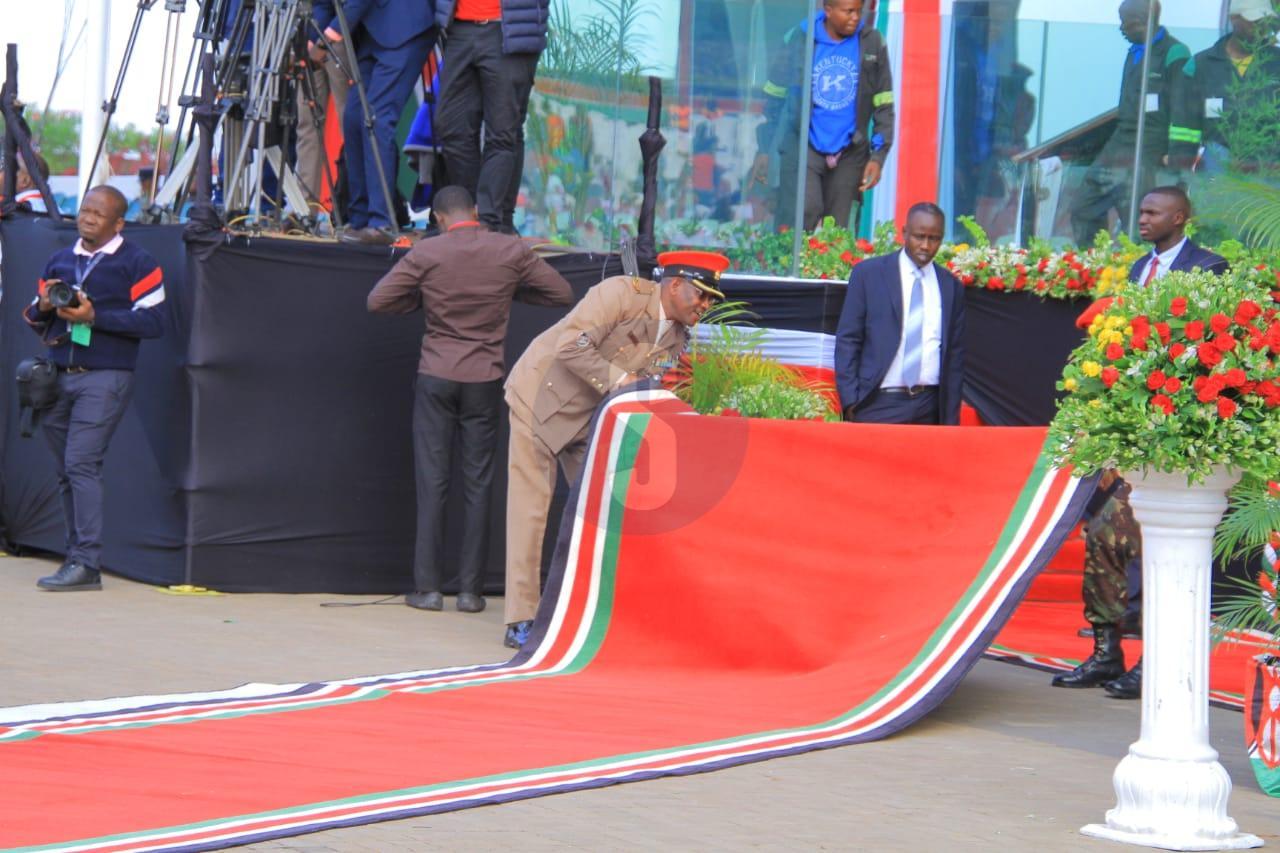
[1212,477,1280,652]
[1048,268,1280,482]
[956,214,990,248]
[1216,477,1280,563]
[670,301,836,421]
[542,0,654,85]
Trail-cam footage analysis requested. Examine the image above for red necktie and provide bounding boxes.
[1143,256,1159,286]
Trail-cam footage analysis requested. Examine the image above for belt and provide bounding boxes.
[454,17,498,24]
[879,385,937,397]
[59,365,91,374]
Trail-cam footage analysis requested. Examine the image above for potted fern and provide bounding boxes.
[1213,477,1280,797]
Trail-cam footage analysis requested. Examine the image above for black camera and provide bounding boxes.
[45,280,83,309]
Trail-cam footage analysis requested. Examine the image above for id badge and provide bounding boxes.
[69,322,92,346]
[1145,93,1160,113]
[1205,97,1224,119]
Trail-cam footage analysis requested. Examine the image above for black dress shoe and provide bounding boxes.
[405,590,443,611]
[37,561,102,591]
[1052,625,1125,687]
[1104,658,1142,699]
[339,226,396,246]
[456,593,486,613]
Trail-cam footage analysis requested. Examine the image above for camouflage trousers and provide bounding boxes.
[1082,482,1141,627]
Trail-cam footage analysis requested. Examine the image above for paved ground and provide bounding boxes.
[4,552,1278,852]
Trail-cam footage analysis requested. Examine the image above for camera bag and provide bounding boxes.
[16,357,59,437]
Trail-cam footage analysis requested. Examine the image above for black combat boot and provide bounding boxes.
[1051,624,1125,687]
[1104,657,1143,699]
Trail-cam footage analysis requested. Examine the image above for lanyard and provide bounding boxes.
[75,251,107,289]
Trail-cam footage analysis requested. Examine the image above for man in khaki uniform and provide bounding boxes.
[502,250,730,648]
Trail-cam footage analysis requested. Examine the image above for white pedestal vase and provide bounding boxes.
[1082,467,1263,850]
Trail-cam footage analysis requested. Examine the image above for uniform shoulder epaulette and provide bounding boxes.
[628,275,656,294]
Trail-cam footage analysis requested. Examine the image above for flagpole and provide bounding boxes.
[78,0,111,203]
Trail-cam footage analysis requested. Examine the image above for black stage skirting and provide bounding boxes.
[0,218,1081,592]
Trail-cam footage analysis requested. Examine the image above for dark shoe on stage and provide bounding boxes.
[339,226,396,246]
[456,593,486,613]
[37,561,102,591]
[1104,658,1142,699]
[406,590,444,611]
[1051,625,1125,687]
[504,620,533,649]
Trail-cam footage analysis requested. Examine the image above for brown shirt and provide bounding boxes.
[367,224,573,382]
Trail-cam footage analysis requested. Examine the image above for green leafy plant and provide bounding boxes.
[669,300,837,420]
[1048,268,1280,482]
[1212,477,1280,657]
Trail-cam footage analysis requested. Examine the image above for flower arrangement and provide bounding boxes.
[1047,268,1280,482]
[795,217,887,280]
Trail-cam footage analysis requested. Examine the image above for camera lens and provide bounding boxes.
[47,281,79,309]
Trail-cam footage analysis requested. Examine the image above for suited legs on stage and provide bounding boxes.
[436,22,539,232]
[851,388,941,425]
[412,375,503,598]
[343,32,433,231]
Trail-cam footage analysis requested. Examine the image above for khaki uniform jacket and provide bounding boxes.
[505,275,689,454]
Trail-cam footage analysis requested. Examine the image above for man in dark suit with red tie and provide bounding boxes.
[1127,186,1228,284]
[835,202,966,425]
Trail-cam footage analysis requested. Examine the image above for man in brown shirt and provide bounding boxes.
[502,250,729,649]
[367,185,573,614]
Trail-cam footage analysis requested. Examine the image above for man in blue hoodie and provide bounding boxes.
[752,0,894,232]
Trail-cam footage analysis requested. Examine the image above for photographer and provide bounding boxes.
[21,185,166,591]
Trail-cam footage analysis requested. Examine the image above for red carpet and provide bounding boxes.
[0,391,1089,852]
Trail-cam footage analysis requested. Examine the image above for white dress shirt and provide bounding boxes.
[1133,237,1186,285]
[881,250,943,388]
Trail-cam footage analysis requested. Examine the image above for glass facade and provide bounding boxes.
[517,0,1268,268]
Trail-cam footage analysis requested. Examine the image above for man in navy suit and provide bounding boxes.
[835,202,966,425]
[311,0,436,245]
[1127,186,1228,284]
[1057,184,1229,701]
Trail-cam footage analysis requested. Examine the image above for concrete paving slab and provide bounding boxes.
[3,553,1277,851]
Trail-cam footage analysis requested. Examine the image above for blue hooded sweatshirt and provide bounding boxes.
[809,13,862,154]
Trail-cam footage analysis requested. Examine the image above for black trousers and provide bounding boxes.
[851,388,940,425]
[42,369,135,570]
[437,21,539,231]
[412,373,503,595]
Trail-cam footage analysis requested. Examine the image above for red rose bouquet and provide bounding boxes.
[1050,269,1280,482]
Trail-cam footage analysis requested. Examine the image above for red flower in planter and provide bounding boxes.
[1225,368,1248,387]
[1163,376,1182,393]
[1217,397,1238,419]
[1194,375,1226,402]
[856,238,875,254]
[986,276,1005,290]
[1270,481,1280,498]
[1146,370,1167,390]
[1105,342,1125,361]
[1212,334,1238,353]
[808,237,824,250]
[1210,313,1232,334]
[1101,366,1120,388]
[1235,300,1263,324]
[1197,345,1224,368]
[1014,275,1028,290]
[1151,393,1175,414]
[1169,342,1187,359]
[1170,296,1188,316]
[1185,320,1206,341]
[840,250,855,264]
[1154,322,1172,344]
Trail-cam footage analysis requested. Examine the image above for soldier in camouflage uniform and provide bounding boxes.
[1053,471,1144,696]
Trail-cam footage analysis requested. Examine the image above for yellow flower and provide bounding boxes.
[1063,377,1079,392]
[953,243,970,253]
[1090,399,1103,408]
[1105,316,1125,330]
[1081,361,1101,377]
[1123,325,1134,337]
[1088,318,1103,337]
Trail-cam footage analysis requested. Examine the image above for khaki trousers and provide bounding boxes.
[296,51,352,204]
[504,402,587,625]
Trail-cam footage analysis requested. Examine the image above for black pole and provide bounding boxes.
[635,76,665,262]
[188,52,220,227]
[1,44,65,221]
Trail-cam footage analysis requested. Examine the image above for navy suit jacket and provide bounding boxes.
[313,0,435,50]
[1127,239,1228,283]
[835,251,967,424]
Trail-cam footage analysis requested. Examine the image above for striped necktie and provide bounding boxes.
[902,267,925,388]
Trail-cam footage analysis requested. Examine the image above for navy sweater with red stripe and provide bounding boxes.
[23,239,166,370]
